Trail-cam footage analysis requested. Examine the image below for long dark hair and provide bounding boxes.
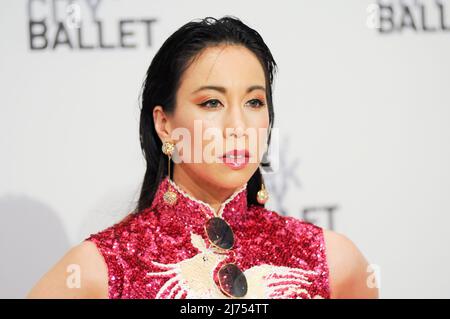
[134,16,278,214]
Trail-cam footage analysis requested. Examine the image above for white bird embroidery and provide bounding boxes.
[146,231,325,299]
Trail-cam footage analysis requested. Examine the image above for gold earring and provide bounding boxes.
[161,141,177,205]
[257,181,269,204]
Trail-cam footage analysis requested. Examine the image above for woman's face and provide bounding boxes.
[155,44,270,191]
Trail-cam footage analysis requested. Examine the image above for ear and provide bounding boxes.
[153,105,173,142]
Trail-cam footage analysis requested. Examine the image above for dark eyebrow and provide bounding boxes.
[191,85,266,95]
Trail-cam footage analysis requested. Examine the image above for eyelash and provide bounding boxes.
[199,99,266,109]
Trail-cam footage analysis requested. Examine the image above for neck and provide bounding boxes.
[172,164,241,214]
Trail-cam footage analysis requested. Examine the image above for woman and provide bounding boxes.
[27,16,378,299]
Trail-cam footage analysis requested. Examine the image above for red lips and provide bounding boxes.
[219,149,250,170]
[221,149,250,158]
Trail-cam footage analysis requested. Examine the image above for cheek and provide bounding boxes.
[169,110,195,162]
[252,113,270,162]
[255,111,270,129]
[173,103,224,132]
[171,117,224,163]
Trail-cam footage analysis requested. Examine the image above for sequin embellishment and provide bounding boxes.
[85,177,331,299]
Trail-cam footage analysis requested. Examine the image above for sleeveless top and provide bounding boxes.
[84,177,331,299]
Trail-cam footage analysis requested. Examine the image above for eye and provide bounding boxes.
[199,99,223,109]
[246,98,266,108]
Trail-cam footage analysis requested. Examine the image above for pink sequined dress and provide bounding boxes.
[85,177,331,299]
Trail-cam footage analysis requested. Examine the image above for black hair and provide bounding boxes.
[134,15,277,214]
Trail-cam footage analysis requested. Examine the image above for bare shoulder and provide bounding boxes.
[27,240,108,299]
[322,229,379,299]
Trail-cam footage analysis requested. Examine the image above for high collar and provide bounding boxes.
[149,176,248,220]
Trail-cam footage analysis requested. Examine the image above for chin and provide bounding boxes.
[204,164,258,189]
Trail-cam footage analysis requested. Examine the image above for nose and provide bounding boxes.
[228,127,245,138]
[224,104,247,139]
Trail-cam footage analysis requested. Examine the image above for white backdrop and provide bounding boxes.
[1,0,450,298]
